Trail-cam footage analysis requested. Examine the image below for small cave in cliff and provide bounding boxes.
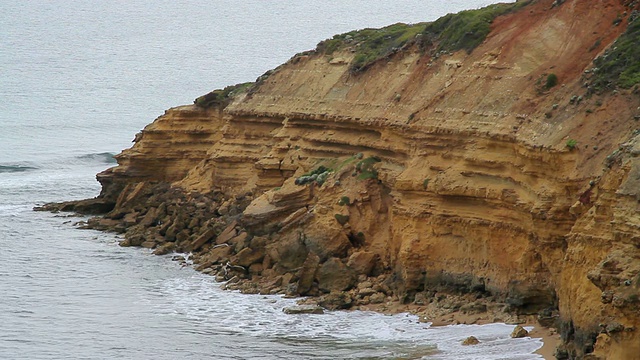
[347,231,365,248]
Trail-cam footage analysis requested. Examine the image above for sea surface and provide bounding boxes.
[0,1,543,359]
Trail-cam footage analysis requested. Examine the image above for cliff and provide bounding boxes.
[50,0,640,358]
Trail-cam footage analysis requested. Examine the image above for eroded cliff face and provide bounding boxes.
[82,0,640,358]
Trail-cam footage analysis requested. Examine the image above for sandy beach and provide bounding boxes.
[350,294,560,359]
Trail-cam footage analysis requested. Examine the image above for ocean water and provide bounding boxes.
[0,1,543,359]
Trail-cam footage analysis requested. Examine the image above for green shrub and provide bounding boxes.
[423,178,430,189]
[295,166,333,186]
[566,139,578,150]
[306,166,331,177]
[194,82,253,108]
[334,214,350,226]
[355,156,381,180]
[338,196,351,206]
[545,73,558,89]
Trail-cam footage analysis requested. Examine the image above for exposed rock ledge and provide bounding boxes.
[38,1,640,359]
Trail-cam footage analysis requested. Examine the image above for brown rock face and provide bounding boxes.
[317,257,357,292]
[297,252,320,295]
[347,251,379,277]
[74,1,640,358]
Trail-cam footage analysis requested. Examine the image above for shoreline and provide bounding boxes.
[43,191,562,359]
[303,292,558,359]
[529,325,560,360]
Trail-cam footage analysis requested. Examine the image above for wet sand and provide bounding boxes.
[352,296,559,359]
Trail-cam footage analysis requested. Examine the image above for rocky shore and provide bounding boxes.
[38,175,559,356]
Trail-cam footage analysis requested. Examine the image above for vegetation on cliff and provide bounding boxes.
[591,13,640,90]
[316,1,531,73]
[419,0,530,54]
[194,82,253,108]
[316,22,427,73]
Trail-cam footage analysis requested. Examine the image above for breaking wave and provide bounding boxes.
[76,152,117,164]
[0,165,38,173]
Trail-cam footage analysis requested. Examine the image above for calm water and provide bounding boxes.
[0,1,542,359]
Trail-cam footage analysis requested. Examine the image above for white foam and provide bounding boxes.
[153,272,543,359]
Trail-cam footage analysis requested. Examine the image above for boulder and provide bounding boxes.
[175,229,190,243]
[88,218,121,231]
[248,263,263,275]
[139,207,157,227]
[281,272,295,286]
[34,198,114,214]
[153,242,175,255]
[510,325,529,338]
[122,211,139,227]
[164,222,179,242]
[297,252,320,295]
[317,257,356,292]
[369,292,386,304]
[317,291,353,310]
[140,240,156,248]
[303,220,351,262]
[207,245,233,264]
[121,225,145,247]
[357,287,377,297]
[462,336,480,345]
[215,220,238,245]
[233,247,265,267]
[229,232,249,252]
[191,227,217,251]
[347,251,379,276]
[282,305,324,315]
[460,301,487,314]
[266,233,308,270]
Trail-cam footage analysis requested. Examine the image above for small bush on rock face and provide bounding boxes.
[546,73,558,89]
[194,82,253,108]
[334,214,350,226]
[295,166,332,187]
[338,196,351,206]
[566,139,578,150]
[355,156,381,180]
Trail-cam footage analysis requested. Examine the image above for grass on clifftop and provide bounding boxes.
[420,1,531,54]
[317,22,427,73]
[592,15,640,90]
[194,82,253,108]
[315,1,531,73]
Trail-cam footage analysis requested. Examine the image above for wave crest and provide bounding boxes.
[0,165,38,173]
[77,152,117,164]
